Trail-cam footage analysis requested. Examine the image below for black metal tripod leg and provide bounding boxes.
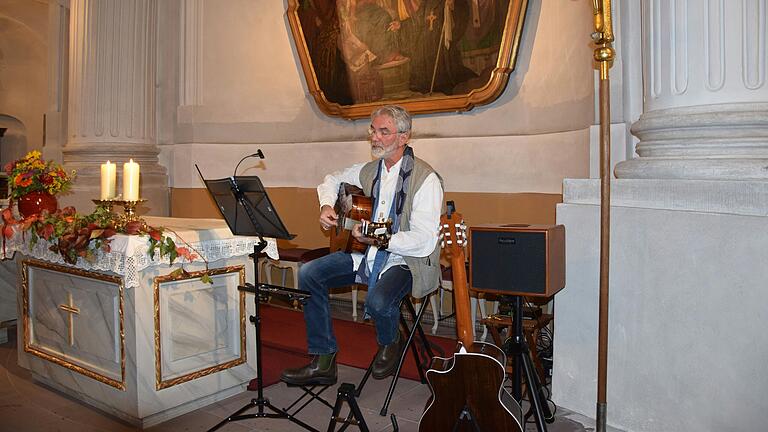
[284,385,334,415]
[524,349,553,421]
[511,338,524,401]
[521,350,549,432]
[380,298,430,416]
[327,394,346,432]
[355,356,375,397]
[403,297,436,378]
[346,397,369,432]
[207,400,256,431]
[328,383,369,432]
[379,325,413,415]
[266,400,321,432]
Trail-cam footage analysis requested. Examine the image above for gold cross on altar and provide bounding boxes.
[58,292,80,346]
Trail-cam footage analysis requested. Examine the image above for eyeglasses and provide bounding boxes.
[367,126,401,138]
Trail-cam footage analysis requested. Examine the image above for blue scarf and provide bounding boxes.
[354,146,414,293]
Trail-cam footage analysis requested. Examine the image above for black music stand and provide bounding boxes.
[198,171,319,432]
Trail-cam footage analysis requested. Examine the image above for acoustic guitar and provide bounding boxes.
[329,182,392,253]
[418,203,523,432]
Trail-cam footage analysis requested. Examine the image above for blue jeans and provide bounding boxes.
[298,251,412,355]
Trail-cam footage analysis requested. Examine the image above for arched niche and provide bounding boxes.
[0,115,28,168]
[0,11,47,162]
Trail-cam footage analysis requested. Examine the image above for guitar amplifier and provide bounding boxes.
[468,224,565,298]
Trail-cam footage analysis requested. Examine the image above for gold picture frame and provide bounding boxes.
[287,0,529,119]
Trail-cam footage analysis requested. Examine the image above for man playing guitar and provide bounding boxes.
[281,105,443,386]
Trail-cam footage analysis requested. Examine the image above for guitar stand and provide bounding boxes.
[451,405,482,432]
[507,296,554,432]
[207,243,321,432]
[327,382,369,432]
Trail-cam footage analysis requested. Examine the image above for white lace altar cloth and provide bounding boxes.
[2,217,279,289]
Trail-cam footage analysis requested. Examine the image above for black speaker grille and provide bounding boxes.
[471,230,547,294]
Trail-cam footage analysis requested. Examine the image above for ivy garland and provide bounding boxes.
[2,205,212,284]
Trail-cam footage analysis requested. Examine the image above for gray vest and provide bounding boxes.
[359,155,443,299]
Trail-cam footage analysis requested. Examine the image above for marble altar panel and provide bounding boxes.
[22,260,124,389]
[155,266,246,389]
[132,257,258,425]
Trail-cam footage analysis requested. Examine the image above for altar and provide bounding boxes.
[4,217,278,427]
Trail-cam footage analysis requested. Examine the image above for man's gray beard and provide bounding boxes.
[371,146,386,159]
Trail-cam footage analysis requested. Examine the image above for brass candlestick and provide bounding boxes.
[92,197,148,230]
[119,199,146,221]
[92,198,117,213]
[121,199,144,220]
[112,198,147,230]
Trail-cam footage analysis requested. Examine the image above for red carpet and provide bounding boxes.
[259,304,457,387]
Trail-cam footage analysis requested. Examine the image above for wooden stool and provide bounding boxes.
[481,308,553,384]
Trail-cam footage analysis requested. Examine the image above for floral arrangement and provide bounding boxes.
[4,150,74,199]
[1,205,211,283]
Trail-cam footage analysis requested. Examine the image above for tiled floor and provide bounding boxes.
[0,303,623,432]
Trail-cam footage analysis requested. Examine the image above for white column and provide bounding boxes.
[616,0,768,180]
[43,0,70,165]
[63,0,168,214]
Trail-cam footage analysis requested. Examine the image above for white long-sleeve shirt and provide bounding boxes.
[317,159,443,277]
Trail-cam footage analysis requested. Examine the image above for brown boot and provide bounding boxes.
[280,353,337,386]
[372,332,405,379]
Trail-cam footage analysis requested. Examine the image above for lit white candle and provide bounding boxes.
[123,159,140,201]
[100,161,116,200]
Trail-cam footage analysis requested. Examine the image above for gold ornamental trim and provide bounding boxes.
[154,265,247,390]
[21,259,126,391]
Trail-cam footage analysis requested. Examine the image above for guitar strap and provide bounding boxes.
[354,146,414,302]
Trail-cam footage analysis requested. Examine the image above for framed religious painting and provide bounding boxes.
[287,0,529,119]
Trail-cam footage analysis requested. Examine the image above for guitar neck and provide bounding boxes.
[451,251,474,349]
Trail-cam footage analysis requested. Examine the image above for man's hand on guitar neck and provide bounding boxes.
[352,222,391,250]
[319,205,338,230]
[351,223,378,246]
